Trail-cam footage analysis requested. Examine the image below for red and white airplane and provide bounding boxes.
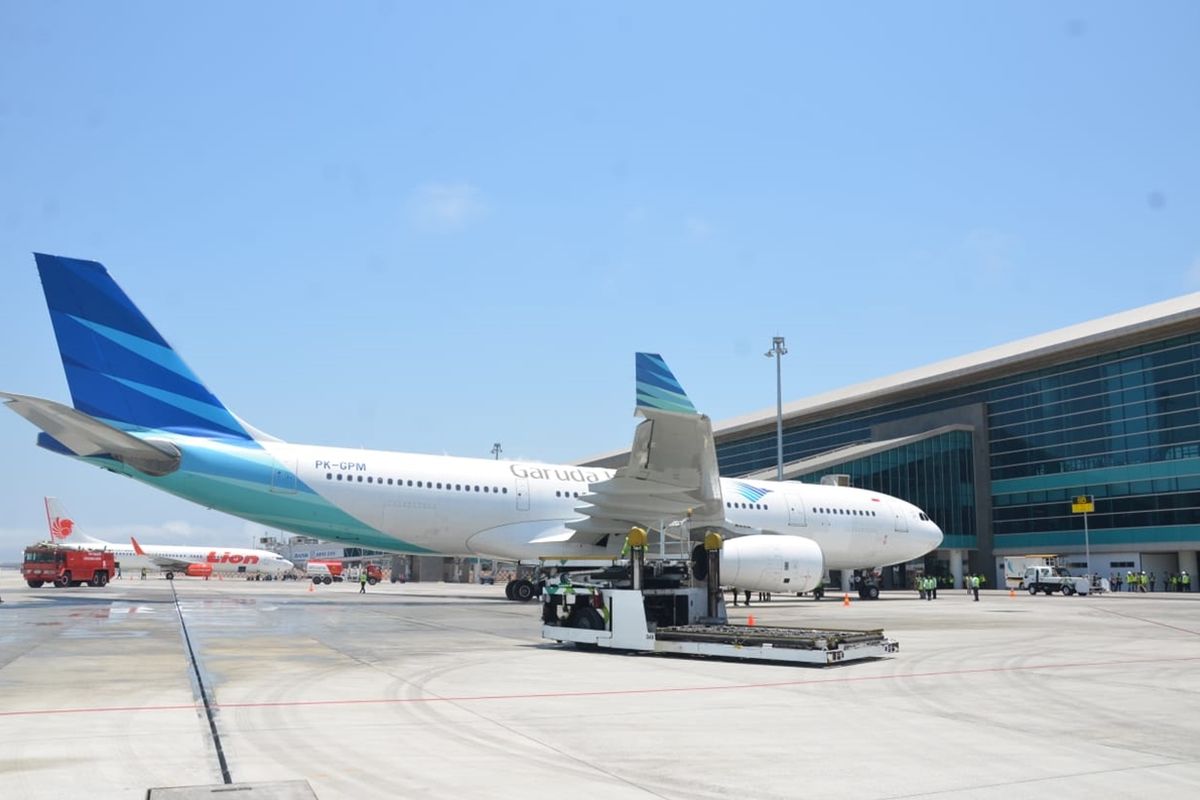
[43,496,294,579]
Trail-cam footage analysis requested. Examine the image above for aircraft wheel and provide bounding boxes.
[166,572,175,580]
[512,580,536,602]
[504,581,516,600]
[865,585,880,600]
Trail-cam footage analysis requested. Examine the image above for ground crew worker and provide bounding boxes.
[931,576,938,600]
[1169,573,1177,592]
[141,568,147,580]
[1126,571,1134,591]
[1150,572,1157,592]
[1183,570,1191,592]
[916,575,925,600]
[359,569,368,594]
[971,574,981,601]
[925,576,934,601]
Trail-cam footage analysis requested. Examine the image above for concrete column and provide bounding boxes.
[841,571,852,593]
[1180,550,1198,592]
[949,549,964,590]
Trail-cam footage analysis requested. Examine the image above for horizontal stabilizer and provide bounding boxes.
[2,392,181,476]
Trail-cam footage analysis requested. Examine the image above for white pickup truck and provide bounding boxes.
[1023,565,1089,596]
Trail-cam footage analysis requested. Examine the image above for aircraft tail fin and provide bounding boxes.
[33,253,253,440]
[635,353,697,416]
[43,496,104,544]
[130,536,146,556]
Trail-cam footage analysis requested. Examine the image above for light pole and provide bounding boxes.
[491,442,502,460]
[764,336,788,481]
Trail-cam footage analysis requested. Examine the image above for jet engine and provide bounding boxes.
[719,534,824,594]
[185,563,214,578]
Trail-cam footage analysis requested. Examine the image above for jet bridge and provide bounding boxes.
[539,529,898,666]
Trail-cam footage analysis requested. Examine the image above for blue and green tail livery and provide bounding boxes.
[635,352,696,415]
[35,253,250,440]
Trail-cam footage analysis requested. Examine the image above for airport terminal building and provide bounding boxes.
[587,293,1200,589]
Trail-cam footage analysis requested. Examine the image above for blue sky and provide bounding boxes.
[1,2,1198,558]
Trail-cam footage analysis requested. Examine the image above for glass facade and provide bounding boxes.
[715,331,1200,556]
[799,430,976,550]
[987,334,1200,551]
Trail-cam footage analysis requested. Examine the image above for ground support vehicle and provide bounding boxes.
[22,544,116,588]
[1005,555,1061,589]
[307,560,382,585]
[539,535,897,666]
[1024,565,1088,595]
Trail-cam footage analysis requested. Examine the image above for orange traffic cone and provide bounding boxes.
[747,614,756,626]
[1009,589,1015,598]
[842,593,851,607]
[308,582,314,593]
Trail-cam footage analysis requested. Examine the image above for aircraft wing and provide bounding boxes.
[130,537,192,572]
[568,354,725,540]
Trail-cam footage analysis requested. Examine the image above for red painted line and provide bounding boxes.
[2,653,1198,719]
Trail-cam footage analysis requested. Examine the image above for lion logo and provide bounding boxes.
[50,516,75,540]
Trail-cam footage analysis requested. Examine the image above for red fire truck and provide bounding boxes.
[22,544,116,588]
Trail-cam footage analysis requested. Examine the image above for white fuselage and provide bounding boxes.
[58,539,294,576]
[263,442,943,569]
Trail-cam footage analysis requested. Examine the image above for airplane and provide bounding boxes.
[3,254,943,602]
[42,496,295,579]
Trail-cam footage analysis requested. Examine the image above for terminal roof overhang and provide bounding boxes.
[579,291,1200,469]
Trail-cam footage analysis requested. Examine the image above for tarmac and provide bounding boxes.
[1,572,1198,799]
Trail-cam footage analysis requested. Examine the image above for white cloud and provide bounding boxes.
[407,182,486,232]
[1186,255,1200,288]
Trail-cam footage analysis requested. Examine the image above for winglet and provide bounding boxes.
[130,536,146,556]
[635,353,697,415]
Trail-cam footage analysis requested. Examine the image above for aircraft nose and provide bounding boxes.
[925,520,944,551]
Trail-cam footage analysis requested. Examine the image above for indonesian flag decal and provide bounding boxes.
[50,516,75,540]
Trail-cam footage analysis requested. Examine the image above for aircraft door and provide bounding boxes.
[892,502,909,532]
[786,490,806,527]
[516,477,530,511]
[270,459,298,494]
